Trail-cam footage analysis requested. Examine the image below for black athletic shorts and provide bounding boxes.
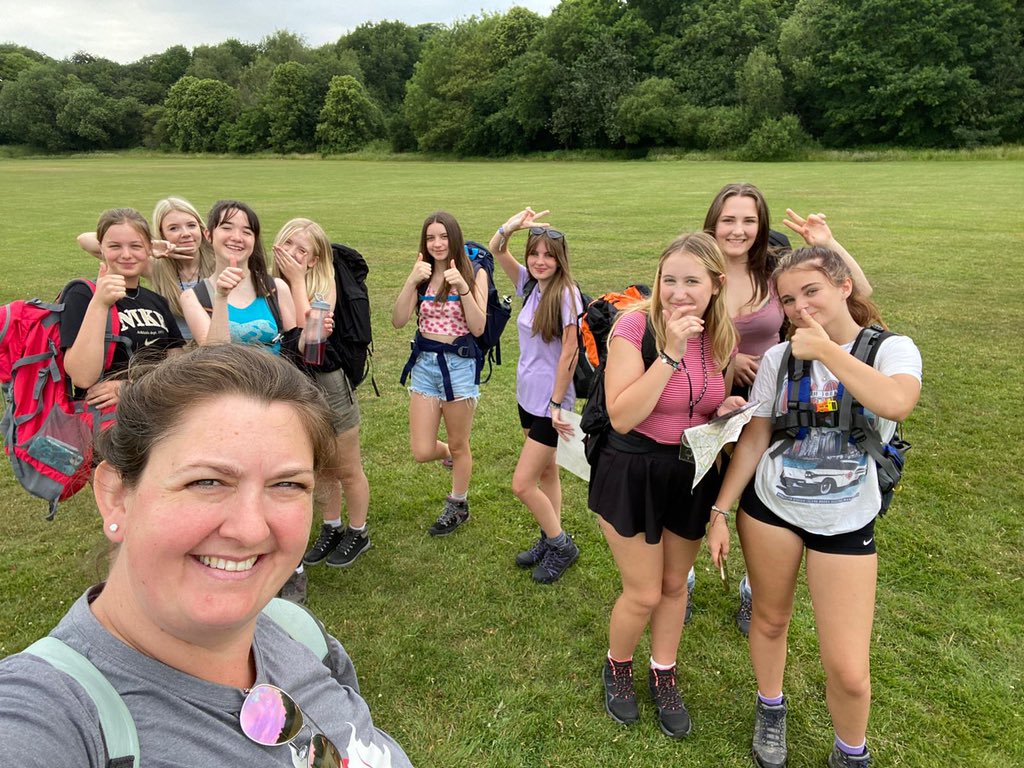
[740,482,878,555]
[518,404,559,448]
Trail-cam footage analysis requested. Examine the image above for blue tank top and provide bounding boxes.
[228,296,281,355]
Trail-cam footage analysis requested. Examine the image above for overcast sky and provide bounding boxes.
[0,1,559,63]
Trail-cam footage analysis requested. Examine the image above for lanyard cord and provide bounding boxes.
[679,333,709,420]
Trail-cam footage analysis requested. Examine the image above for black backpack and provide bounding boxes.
[770,326,910,514]
[579,318,657,464]
[325,243,376,394]
[464,240,512,383]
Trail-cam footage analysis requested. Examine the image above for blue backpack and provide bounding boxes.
[465,240,512,383]
[22,598,329,768]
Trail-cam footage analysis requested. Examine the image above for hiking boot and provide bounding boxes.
[302,523,343,566]
[737,574,753,636]
[685,566,695,625]
[752,698,788,768]
[532,535,579,583]
[277,570,308,606]
[827,745,872,768]
[326,526,372,568]
[515,531,548,568]
[648,666,692,738]
[602,658,639,724]
[428,496,470,536]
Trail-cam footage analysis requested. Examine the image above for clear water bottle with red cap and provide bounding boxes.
[303,296,331,365]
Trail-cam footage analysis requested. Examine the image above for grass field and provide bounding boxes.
[0,156,1022,767]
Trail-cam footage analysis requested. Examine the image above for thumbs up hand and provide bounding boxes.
[790,309,831,361]
[95,262,126,307]
[215,258,244,298]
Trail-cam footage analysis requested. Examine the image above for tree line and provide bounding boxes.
[1,0,1020,159]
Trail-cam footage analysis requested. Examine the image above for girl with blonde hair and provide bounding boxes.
[591,231,738,739]
[273,218,372,570]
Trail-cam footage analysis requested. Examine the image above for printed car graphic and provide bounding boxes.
[779,458,867,496]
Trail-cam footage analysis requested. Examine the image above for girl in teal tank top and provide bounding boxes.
[181,200,298,356]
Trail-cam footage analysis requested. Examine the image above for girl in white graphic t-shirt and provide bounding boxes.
[712,246,922,768]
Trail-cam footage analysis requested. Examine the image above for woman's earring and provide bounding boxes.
[108,523,119,533]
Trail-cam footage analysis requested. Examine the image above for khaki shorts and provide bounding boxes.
[314,368,361,434]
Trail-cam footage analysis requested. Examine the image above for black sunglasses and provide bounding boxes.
[240,683,342,768]
[528,226,564,240]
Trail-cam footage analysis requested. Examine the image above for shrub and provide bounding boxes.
[737,113,811,160]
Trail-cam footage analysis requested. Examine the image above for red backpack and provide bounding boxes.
[0,280,124,519]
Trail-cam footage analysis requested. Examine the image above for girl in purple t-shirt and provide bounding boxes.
[488,207,582,585]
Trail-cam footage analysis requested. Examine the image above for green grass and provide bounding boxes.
[1,156,1022,767]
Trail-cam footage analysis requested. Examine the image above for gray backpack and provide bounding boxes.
[22,598,329,768]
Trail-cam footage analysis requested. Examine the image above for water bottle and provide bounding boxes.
[303,296,331,365]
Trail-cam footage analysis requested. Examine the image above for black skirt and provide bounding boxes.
[588,431,722,544]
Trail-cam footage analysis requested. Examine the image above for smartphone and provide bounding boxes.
[26,435,85,476]
[708,401,760,425]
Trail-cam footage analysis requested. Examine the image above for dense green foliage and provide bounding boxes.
[0,0,1020,157]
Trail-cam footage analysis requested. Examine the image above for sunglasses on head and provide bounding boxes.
[528,226,564,240]
[240,684,342,768]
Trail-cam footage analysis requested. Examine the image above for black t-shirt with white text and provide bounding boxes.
[59,281,185,384]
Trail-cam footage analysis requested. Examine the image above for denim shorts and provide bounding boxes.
[408,350,479,402]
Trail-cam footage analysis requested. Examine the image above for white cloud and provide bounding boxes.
[0,1,558,63]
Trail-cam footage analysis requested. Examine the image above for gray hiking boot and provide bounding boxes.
[752,697,788,768]
[277,569,308,606]
[515,531,548,568]
[602,658,639,725]
[827,744,872,768]
[428,496,470,536]
[737,574,753,636]
[532,535,579,583]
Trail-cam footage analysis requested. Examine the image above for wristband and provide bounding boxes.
[659,351,680,370]
[549,399,561,410]
[711,504,729,524]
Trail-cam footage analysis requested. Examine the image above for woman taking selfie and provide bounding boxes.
[0,345,412,767]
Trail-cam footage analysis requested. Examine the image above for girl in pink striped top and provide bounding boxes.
[591,232,739,738]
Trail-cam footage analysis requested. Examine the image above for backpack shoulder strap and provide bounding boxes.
[193,279,214,316]
[640,316,657,369]
[522,276,537,305]
[842,326,896,450]
[769,342,811,458]
[61,278,130,365]
[23,636,139,768]
[261,274,285,334]
[261,597,330,662]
